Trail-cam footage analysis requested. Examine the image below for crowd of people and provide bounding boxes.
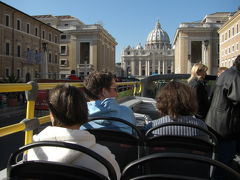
[26,55,240,179]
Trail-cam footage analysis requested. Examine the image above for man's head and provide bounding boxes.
[83,71,118,100]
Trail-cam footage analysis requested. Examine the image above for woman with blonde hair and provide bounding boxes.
[188,63,210,120]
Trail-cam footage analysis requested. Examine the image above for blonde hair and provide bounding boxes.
[217,67,228,75]
[187,63,208,83]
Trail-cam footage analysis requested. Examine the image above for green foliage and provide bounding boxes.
[2,74,20,83]
[117,90,133,99]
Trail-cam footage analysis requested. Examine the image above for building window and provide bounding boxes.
[49,33,52,41]
[5,15,10,26]
[60,45,67,55]
[61,34,67,39]
[232,45,234,52]
[17,19,21,30]
[42,30,45,39]
[6,42,10,55]
[55,54,58,64]
[17,69,20,78]
[5,68,10,77]
[232,27,234,36]
[55,36,58,43]
[229,29,230,38]
[35,27,38,36]
[17,45,21,57]
[48,53,52,63]
[225,33,227,40]
[237,24,239,34]
[222,35,224,42]
[27,23,30,34]
[60,59,68,66]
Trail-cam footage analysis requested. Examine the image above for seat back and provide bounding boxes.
[7,141,117,180]
[121,152,240,180]
[86,117,144,171]
[144,122,218,178]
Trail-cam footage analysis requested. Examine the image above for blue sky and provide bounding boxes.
[2,0,239,62]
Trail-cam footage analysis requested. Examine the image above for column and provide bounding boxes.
[158,61,161,74]
[131,60,135,76]
[162,60,165,74]
[145,61,148,76]
[139,60,142,76]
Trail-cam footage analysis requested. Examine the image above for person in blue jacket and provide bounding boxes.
[80,71,136,134]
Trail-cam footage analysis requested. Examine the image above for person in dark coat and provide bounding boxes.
[187,63,210,120]
[205,55,240,179]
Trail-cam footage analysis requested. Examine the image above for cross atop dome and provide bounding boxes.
[156,20,161,29]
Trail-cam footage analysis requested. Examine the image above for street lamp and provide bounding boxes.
[42,42,48,52]
[204,40,209,49]
[42,42,48,79]
[204,40,209,66]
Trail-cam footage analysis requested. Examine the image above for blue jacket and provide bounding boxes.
[80,98,136,134]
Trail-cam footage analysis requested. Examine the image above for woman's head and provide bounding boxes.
[188,63,208,82]
[156,81,197,119]
[83,71,118,100]
[48,84,88,127]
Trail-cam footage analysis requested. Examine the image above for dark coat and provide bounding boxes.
[205,66,240,139]
[188,78,210,120]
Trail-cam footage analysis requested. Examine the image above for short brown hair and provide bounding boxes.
[156,81,197,119]
[83,71,115,100]
[48,84,88,126]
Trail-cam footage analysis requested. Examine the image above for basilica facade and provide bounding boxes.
[121,21,174,78]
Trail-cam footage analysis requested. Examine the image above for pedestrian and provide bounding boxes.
[67,70,79,80]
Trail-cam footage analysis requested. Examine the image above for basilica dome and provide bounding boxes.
[146,20,171,50]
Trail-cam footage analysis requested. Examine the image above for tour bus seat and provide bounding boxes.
[143,122,218,178]
[7,141,117,180]
[85,117,144,171]
[121,152,240,180]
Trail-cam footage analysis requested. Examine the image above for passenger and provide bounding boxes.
[217,66,228,77]
[80,71,137,134]
[146,81,208,137]
[187,63,210,120]
[205,55,240,179]
[26,84,121,179]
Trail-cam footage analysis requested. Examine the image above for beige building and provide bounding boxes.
[121,21,174,78]
[34,15,117,79]
[173,12,232,75]
[218,10,240,68]
[0,2,61,82]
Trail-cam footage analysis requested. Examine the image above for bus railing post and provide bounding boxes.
[24,81,38,145]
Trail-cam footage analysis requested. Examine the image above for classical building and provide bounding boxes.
[173,12,233,75]
[218,10,240,68]
[0,2,61,82]
[34,15,117,79]
[121,21,174,78]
